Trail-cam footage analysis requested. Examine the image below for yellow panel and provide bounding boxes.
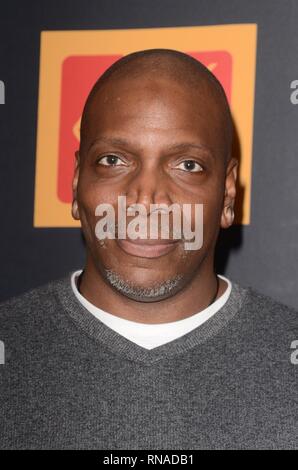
[34,24,257,227]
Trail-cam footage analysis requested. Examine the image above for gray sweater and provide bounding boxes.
[0,272,297,450]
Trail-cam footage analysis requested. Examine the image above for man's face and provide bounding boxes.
[73,75,234,301]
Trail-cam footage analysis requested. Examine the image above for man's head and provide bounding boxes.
[72,48,238,302]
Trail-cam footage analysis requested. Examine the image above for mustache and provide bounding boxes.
[109,221,188,241]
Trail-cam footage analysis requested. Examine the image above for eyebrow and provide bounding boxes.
[87,136,214,158]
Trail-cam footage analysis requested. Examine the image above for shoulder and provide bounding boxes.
[229,279,298,366]
[0,272,72,334]
[236,281,297,332]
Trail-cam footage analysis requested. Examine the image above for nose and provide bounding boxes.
[124,162,172,213]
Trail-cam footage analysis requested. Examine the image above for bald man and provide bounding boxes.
[0,49,297,450]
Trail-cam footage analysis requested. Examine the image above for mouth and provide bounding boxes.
[116,237,180,259]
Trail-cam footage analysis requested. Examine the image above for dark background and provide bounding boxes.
[1,0,298,308]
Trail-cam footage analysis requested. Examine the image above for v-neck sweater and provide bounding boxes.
[0,271,297,449]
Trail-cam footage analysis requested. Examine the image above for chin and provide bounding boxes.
[103,267,186,303]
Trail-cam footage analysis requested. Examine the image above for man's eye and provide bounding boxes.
[176,160,203,172]
[96,155,126,166]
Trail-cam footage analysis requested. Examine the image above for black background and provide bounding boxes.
[1,0,298,308]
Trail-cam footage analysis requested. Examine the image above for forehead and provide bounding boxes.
[82,76,226,156]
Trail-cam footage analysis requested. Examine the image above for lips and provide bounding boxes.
[116,238,180,258]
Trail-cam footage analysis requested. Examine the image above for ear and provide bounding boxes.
[71,150,80,221]
[220,156,238,229]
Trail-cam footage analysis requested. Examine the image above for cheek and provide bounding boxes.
[77,176,119,246]
[203,193,223,223]
[78,173,120,218]
[185,189,223,249]
[184,187,223,226]
[201,191,224,248]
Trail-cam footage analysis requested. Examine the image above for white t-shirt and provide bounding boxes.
[71,270,232,350]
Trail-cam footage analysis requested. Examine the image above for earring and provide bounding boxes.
[227,205,234,225]
[72,200,79,219]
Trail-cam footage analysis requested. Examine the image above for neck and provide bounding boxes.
[78,255,227,324]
